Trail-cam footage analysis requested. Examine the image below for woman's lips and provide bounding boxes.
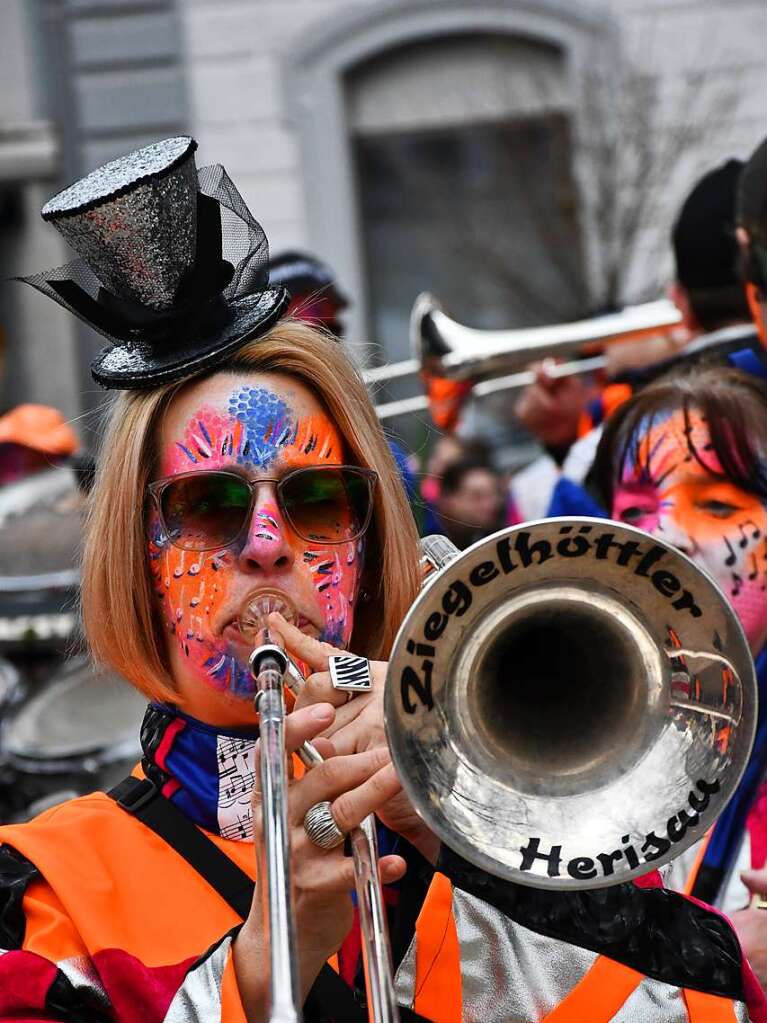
[222,614,317,646]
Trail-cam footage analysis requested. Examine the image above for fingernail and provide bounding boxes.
[311,703,333,720]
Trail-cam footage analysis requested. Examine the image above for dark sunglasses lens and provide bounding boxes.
[282,469,371,543]
[161,474,250,550]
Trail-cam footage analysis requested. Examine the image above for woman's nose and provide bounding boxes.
[655,514,694,556]
[237,489,296,574]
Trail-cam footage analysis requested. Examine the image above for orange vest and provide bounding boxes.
[0,794,743,1023]
[0,791,252,1020]
[410,874,739,1023]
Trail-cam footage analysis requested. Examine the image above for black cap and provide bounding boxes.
[268,250,348,309]
[738,138,767,240]
[737,137,767,287]
[672,159,743,290]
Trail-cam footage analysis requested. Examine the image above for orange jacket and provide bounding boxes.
[408,873,746,1022]
[0,788,758,1022]
[0,790,249,1020]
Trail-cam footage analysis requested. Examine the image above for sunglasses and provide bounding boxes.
[148,465,377,552]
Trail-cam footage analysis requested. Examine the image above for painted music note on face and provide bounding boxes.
[724,537,737,567]
[613,406,767,652]
[738,521,762,548]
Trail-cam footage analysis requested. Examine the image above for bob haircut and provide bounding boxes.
[593,364,767,513]
[81,320,422,701]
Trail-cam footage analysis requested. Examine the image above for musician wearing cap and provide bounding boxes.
[267,250,349,338]
[511,159,758,523]
[0,137,762,1023]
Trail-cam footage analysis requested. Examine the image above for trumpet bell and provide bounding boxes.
[385,518,756,889]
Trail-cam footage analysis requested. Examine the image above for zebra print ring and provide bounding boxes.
[304,801,346,850]
[328,654,373,700]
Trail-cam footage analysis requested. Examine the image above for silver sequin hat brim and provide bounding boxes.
[90,286,289,389]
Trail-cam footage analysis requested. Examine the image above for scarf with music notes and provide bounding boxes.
[137,702,407,988]
[139,703,259,840]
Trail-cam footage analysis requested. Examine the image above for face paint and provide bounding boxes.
[612,407,767,652]
[148,374,364,706]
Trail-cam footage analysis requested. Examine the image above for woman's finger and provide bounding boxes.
[289,746,392,823]
[293,847,406,897]
[294,670,349,711]
[268,612,346,672]
[252,729,336,803]
[306,736,335,761]
[281,702,336,753]
[330,762,403,834]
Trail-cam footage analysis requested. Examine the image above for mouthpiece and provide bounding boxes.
[238,589,299,646]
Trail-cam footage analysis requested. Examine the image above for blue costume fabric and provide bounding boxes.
[695,646,767,902]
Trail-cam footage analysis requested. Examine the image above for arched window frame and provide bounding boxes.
[282,0,618,360]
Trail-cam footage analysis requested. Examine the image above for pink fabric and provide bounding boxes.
[421,477,440,504]
[92,947,195,1023]
[505,494,523,527]
[0,946,197,1022]
[0,949,60,1016]
[747,780,767,870]
[632,869,664,889]
[154,716,185,774]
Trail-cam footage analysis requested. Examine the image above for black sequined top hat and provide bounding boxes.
[21,136,289,389]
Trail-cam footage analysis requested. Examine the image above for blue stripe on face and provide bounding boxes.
[228,386,295,469]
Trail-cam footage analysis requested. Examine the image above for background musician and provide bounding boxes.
[594,364,767,989]
[511,159,758,523]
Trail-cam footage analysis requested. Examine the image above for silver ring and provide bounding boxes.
[328,654,373,695]
[303,800,345,850]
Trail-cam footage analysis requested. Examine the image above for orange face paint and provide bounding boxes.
[613,407,767,652]
[148,376,363,705]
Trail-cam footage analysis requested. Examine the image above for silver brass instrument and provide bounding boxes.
[387,519,756,888]
[411,293,683,383]
[286,672,399,1023]
[245,516,756,1021]
[371,295,682,421]
[242,593,398,1023]
[248,635,301,1023]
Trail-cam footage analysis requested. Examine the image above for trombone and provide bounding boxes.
[247,518,756,1020]
[242,595,398,1023]
[369,293,683,421]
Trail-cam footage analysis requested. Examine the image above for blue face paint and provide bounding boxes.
[228,387,298,469]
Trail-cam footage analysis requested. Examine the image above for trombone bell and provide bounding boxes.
[385,518,756,890]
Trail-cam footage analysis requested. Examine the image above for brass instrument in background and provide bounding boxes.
[370,295,683,421]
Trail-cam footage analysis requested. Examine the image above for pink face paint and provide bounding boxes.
[148,379,364,699]
[612,407,767,652]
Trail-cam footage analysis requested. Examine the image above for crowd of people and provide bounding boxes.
[2,127,767,1022]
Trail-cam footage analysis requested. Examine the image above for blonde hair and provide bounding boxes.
[81,320,422,700]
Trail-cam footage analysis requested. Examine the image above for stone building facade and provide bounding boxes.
[1,0,766,438]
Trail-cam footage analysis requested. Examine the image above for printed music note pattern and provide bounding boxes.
[216,734,256,841]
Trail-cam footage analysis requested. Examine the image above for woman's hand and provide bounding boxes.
[267,612,441,864]
[730,867,767,990]
[233,702,406,1022]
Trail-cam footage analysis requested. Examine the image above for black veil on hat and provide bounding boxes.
[20,136,289,389]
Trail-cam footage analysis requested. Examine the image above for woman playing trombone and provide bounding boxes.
[0,137,760,1022]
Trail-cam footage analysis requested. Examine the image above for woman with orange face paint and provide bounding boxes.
[595,364,767,988]
[0,138,762,1023]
